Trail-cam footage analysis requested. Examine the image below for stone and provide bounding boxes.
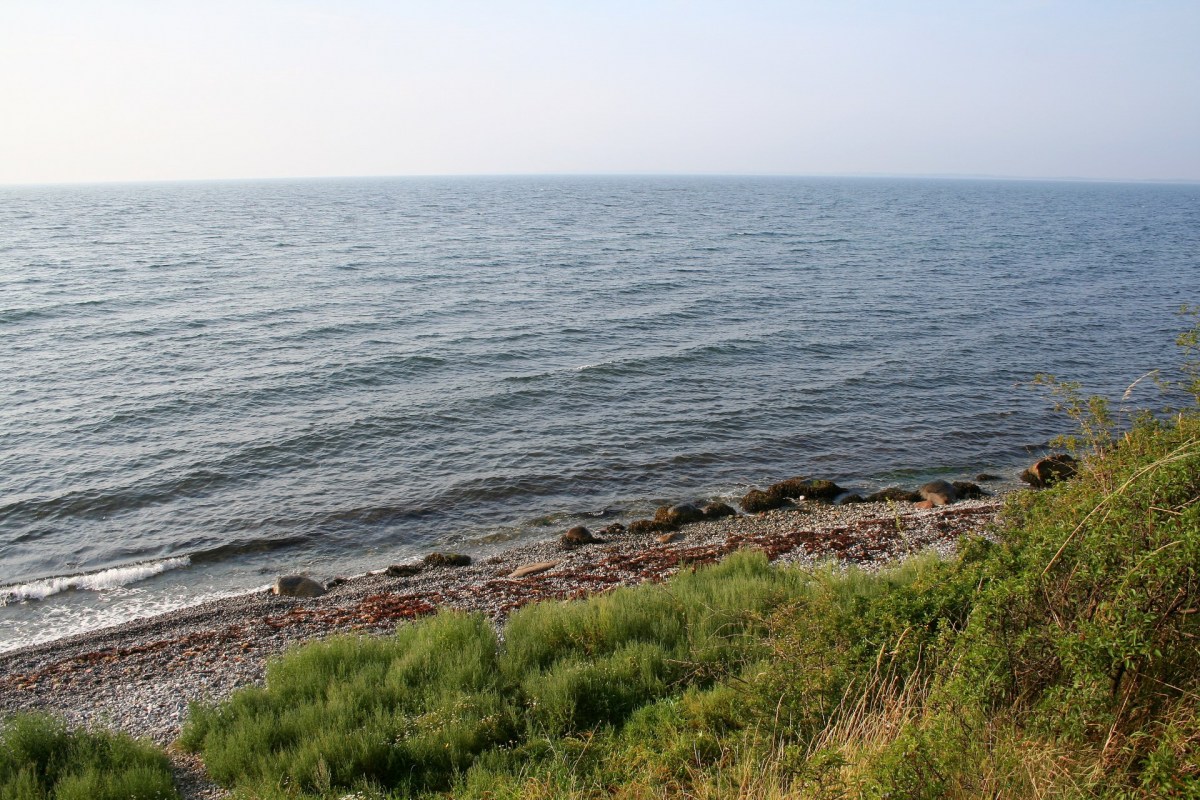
[656,531,684,544]
[975,473,1001,482]
[951,481,988,500]
[655,503,705,527]
[864,487,922,503]
[386,564,422,578]
[561,526,597,546]
[701,501,737,519]
[1020,455,1078,488]
[599,522,626,535]
[919,480,958,506]
[914,499,935,510]
[835,493,865,505]
[326,576,350,588]
[424,552,471,568]
[739,489,787,514]
[273,575,326,598]
[508,561,560,579]
[767,477,845,503]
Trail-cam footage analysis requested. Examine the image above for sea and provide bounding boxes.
[1,176,1198,652]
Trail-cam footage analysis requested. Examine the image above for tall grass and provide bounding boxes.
[181,550,813,798]
[0,712,177,800]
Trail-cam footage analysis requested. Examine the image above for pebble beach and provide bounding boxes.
[0,494,1006,798]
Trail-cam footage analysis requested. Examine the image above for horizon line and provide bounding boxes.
[3,171,1199,189]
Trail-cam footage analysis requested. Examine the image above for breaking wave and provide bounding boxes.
[0,557,191,605]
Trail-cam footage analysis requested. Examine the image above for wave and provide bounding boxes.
[0,557,190,604]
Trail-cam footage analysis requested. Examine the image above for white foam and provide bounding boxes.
[0,557,191,604]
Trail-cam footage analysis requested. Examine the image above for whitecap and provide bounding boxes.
[0,557,191,605]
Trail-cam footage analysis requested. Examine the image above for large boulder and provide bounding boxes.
[919,480,958,506]
[1020,455,1078,488]
[273,575,326,598]
[739,489,788,514]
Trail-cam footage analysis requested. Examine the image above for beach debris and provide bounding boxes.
[1020,455,1077,488]
[386,563,422,577]
[701,501,737,520]
[272,575,326,598]
[424,552,472,568]
[656,532,684,544]
[560,526,597,547]
[919,480,958,506]
[508,561,560,579]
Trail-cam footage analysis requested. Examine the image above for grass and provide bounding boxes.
[0,712,177,800]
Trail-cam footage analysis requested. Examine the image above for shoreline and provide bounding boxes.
[0,493,1009,747]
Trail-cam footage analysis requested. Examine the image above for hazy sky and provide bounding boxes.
[2,1,1197,184]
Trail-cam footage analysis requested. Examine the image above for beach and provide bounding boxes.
[0,494,1004,797]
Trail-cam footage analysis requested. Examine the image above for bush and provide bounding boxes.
[183,550,805,798]
[0,713,177,800]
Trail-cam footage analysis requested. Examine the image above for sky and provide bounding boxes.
[1,1,1197,184]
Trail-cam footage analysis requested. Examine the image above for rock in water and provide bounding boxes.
[273,575,326,598]
[919,480,958,506]
[561,526,597,546]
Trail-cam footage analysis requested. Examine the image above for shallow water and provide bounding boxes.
[2,176,1198,650]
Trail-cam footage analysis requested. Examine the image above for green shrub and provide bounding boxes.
[0,713,177,800]
[183,550,806,798]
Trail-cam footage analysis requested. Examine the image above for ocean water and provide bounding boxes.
[1,176,1197,651]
